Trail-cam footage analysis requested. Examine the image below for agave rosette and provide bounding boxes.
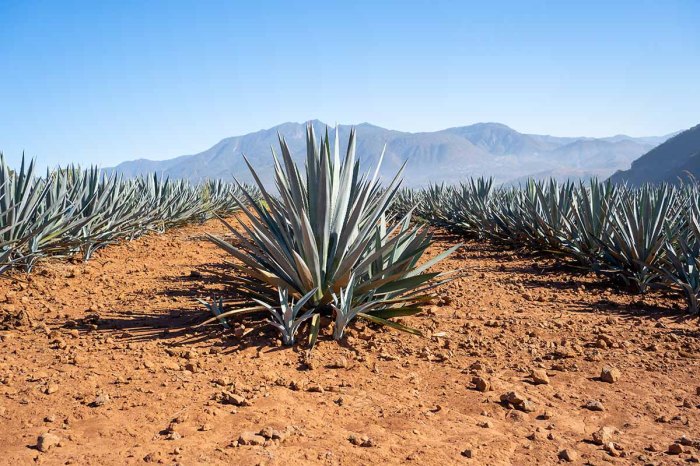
[207,124,460,343]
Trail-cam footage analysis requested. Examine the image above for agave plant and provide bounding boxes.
[450,178,494,238]
[328,175,700,316]
[597,184,680,293]
[0,153,250,275]
[208,124,459,343]
[254,287,318,345]
[331,275,378,340]
[0,154,57,270]
[663,234,700,314]
[661,198,700,314]
[562,179,618,270]
[507,179,574,252]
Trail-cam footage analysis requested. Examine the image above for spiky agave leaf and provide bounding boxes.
[332,275,377,340]
[254,287,318,345]
[197,297,231,329]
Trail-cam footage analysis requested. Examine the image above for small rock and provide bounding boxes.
[289,380,304,391]
[348,434,374,447]
[331,357,349,369]
[37,432,61,452]
[604,442,620,457]
[500,391,527,406]
[238,431,265,446]
[668,443,684,455]
[143,452,162,463]
[471,376,491,392]
[531,369,550,385]
[478,420,493,429]
[461,447,474,458]
[600,366,620,383]
[212,377,230,386]
[44,384,59,395]
[199,423,212,432]
[307,384,324,393]
[592,426,615,445]
[172,413,189,424]
[558,448,578,462]
[218,391,250,407]
[91,393,110,407]
[519,400,536,413]
[583,400,605,412]
[258,427,284,441]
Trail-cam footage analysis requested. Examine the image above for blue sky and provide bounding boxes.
[1,0,698,169]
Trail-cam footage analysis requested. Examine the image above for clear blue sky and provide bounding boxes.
[1,0,698,169]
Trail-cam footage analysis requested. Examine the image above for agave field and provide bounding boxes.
[0,154,251,275]
[393,179,700,316]
[1,125,700,465]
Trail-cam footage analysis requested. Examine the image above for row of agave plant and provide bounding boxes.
[392,178,700,316]
[204,125,460,346]
[0,153,251,274]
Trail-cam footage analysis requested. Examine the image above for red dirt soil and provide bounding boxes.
[1,217,699,465]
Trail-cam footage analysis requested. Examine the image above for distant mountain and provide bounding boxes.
[609,124,700,186]
[109,121,671,186]
[441,122,555,156]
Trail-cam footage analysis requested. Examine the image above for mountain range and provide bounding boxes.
[109,121,674,186]
[609,123,700,186]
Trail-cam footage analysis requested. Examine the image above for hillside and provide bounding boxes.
[609,124,700,185]
[109,121,667,186]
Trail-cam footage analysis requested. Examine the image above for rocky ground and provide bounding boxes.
[1,217,699,465]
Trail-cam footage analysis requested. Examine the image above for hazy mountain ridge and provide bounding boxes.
[609,124,700,186]
[109,121,672,186]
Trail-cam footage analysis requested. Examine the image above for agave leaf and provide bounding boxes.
[357,312,423,336]
[308,313,321,348]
